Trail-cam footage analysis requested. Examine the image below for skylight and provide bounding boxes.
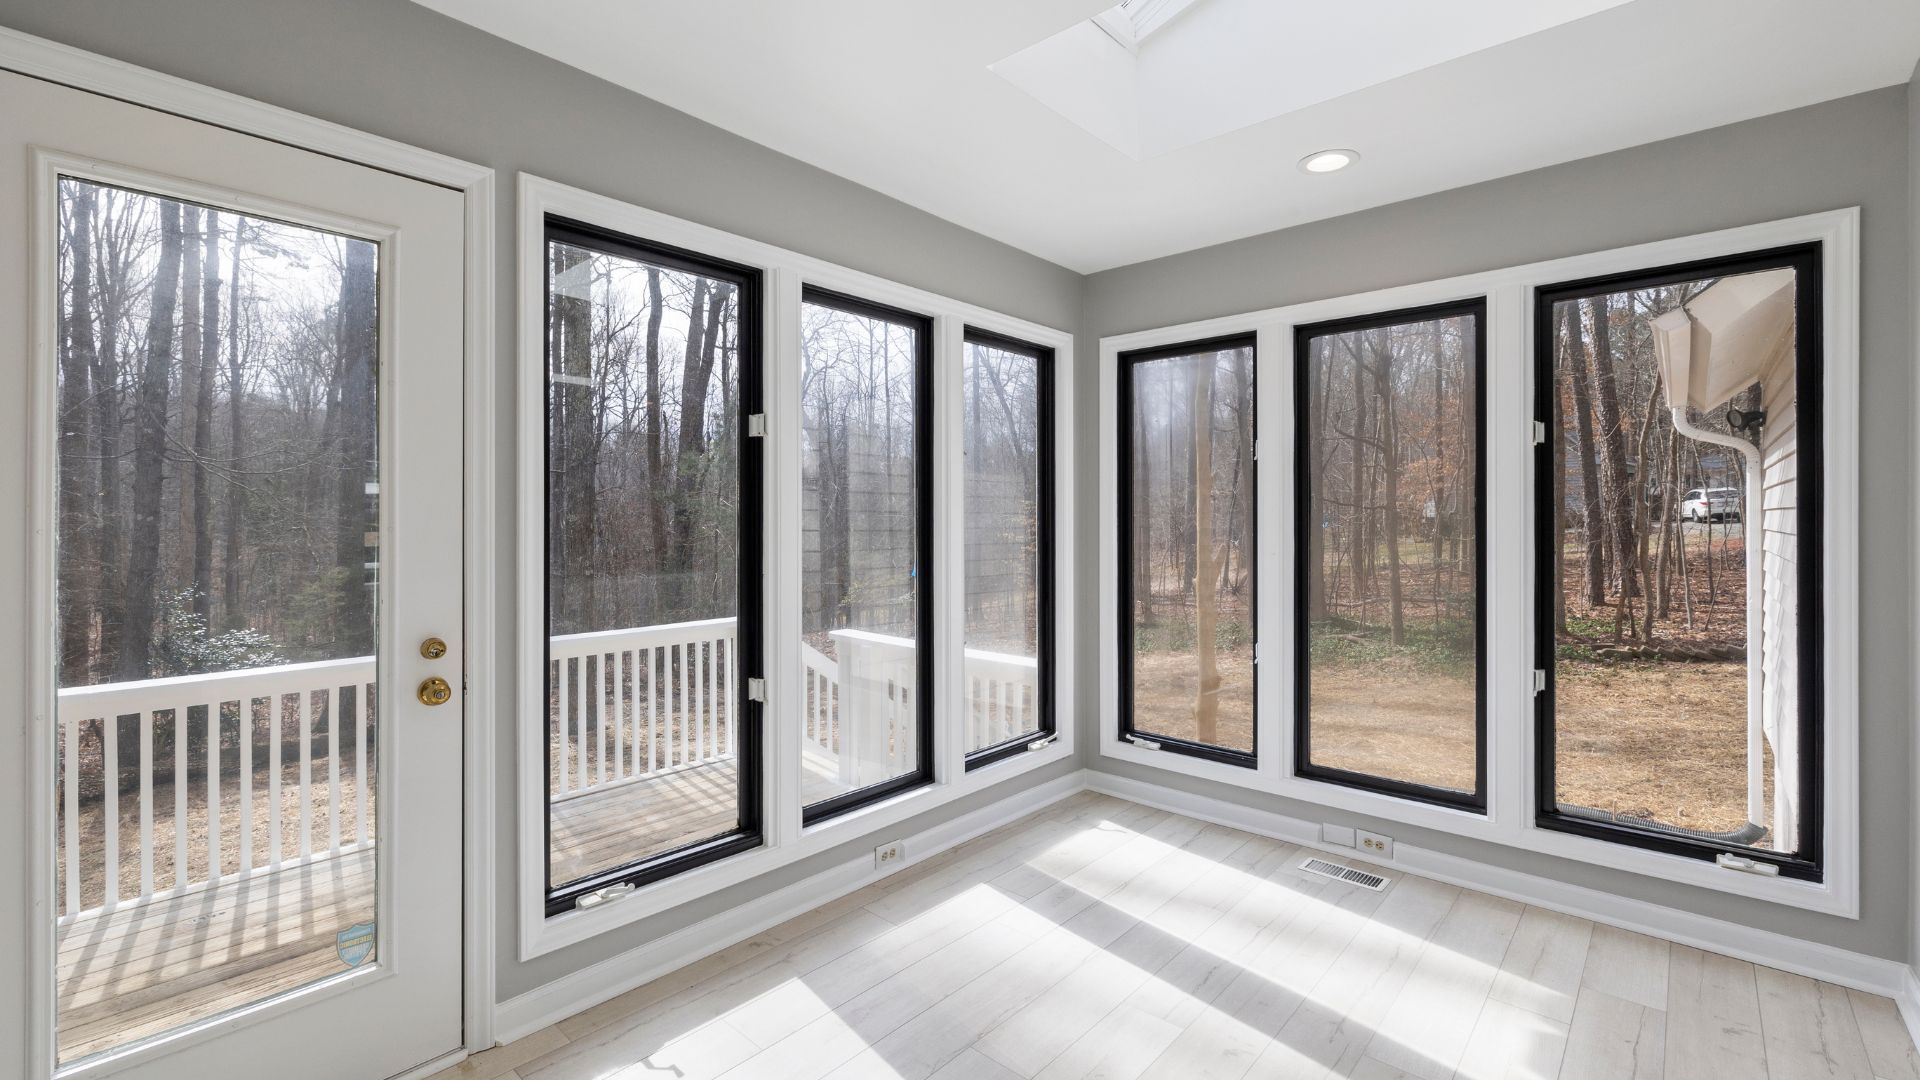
[1089,0,1206,53]
[992,0,1637,160]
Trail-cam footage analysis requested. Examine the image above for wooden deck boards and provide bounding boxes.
[57,756,827,1064]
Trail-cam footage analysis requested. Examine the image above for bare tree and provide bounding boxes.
[119,199,183,684]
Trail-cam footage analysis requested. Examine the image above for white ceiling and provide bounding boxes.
[413,0,1920,273]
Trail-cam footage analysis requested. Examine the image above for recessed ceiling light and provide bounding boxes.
[1299,149,1359,174]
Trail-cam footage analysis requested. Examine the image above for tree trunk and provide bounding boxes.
[1132,388,1152,619]
[120,199,183,684]
[223,218,247,628]
[1585,295,1639,616]
[671,281,726,615]
[1375,333,1407,646]
[1560,303,1608,609]
[191,211,218,627]
[1189,358,1220,744]
[59,183,98,683]
[1308,346,1333,620]
[92,193,128,677]
[643,266,667,578]
[332,240,377,655]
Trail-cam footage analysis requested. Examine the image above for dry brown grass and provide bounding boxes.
[1132,648,1771,845]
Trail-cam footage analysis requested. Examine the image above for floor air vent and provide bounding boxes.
[1300,857,1389,891]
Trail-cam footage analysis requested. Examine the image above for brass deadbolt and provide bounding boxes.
[417,676,453,707]
[420,637,448,660]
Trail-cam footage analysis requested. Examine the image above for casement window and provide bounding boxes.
[518,178,1076,953]
[797,287,935,823]
[961,329,1056,769]
[1533,244,1823,878]
[541,217,764,913]
[1117,334,1257,765]
[1295,300,1487,810]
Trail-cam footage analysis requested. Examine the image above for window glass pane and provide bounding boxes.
[1300,309,1481,798]
[53,178,380,1061]
[800,295,928,810]
[545,232,750,892]
[963,336,1048,756]
[1546,265,1804,855]
[1124,341,1255,755]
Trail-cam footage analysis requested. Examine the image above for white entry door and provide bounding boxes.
[0,71,465,1079]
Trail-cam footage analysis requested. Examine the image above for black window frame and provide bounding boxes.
[1293,298,1490,812]
[1531,243,1825,881]
[1115,333,1259,768]
[961,327,1057,771]
[541,216,766,917]
[799,285,938,824]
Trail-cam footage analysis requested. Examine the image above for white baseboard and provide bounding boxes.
[388,1048,466,1080]
[1086,771,1915,1000]
[491,769,1088,1044]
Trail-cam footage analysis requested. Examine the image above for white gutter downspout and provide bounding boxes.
[1668,406,1766,829]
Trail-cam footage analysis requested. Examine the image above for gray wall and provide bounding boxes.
[0,0,1085,1002]
[1083,86,1915,961]
[1909,60,1920,973]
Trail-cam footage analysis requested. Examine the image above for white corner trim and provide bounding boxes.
[1896,966,1920,1066]
[492,769,1088,1044]
[460,168,500,1054]
[1086,771,1909,1000]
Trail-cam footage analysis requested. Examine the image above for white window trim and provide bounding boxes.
[1098,208,1860,918]
[516,174,1077,959]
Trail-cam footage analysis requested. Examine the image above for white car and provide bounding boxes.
[1680,487,1741,523]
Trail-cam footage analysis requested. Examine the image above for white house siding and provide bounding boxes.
[1758,360,1798,846]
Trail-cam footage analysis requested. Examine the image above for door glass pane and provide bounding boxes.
[1300,309,1482,799]
[1124,341,1256,755]
[544,231,750,895]
[800,294,929,813]
[1546,266,1804,855]
[962,336,1048,756]
[53,178,380,1063]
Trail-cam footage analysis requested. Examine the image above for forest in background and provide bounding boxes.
[545,239,742,637]
[1127,347,1255,751]
[1548,279,1780,841]
[57,178,378,691]
[1302,314,1478,793]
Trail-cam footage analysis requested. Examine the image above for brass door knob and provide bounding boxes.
[417,676,453,707]
[420,636,448,660]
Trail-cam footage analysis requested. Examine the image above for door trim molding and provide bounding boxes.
[0,23,501,1072]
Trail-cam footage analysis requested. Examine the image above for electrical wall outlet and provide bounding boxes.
[1356,830,1394,859]
[874,839,906,870]
[1320,824,1356,848]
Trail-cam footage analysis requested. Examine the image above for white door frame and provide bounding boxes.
[0,25,499,1077]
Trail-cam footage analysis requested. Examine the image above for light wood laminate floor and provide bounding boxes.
[438,792,1920,1080]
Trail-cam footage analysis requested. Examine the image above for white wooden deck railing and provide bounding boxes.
[548,617,737,800]
[56,656,376,919]
[56,618,1038,919]
[963,647,1042,753]
[803,631,1042,785]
